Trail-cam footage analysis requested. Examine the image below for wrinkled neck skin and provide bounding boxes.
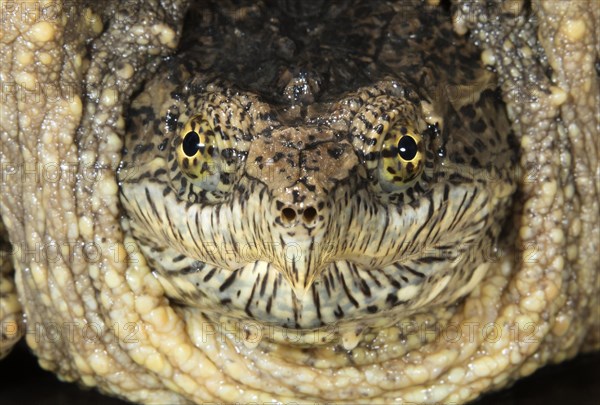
[0,0,597,404]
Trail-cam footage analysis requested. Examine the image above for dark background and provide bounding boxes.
[0,341,598,404]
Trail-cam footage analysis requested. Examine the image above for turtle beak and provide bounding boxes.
[271,238,325,300]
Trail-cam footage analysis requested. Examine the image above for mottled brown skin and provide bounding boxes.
[119,0,516,331]
[0,0,598,404]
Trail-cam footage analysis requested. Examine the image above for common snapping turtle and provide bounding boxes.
[0,0,598,404]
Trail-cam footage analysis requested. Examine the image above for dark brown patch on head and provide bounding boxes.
[469,119,486,133]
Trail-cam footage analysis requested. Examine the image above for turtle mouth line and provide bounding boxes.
[156,257,431,329]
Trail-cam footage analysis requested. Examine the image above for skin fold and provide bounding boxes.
[0,0,598,403]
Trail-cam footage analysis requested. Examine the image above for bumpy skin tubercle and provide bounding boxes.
[0,0,598,404]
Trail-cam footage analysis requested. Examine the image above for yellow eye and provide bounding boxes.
[380,126,424,185]
[176,115,218,181]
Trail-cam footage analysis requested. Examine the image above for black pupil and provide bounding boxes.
[397,136,418,160]
[182,131,200,157]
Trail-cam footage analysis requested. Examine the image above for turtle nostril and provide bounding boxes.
[303,206,317,223]
[281,207,297,223]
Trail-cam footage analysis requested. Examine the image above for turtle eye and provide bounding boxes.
[380,126,424,185]
[176,115,218,181]
[397,134,418,161]
[182,130,201,157]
